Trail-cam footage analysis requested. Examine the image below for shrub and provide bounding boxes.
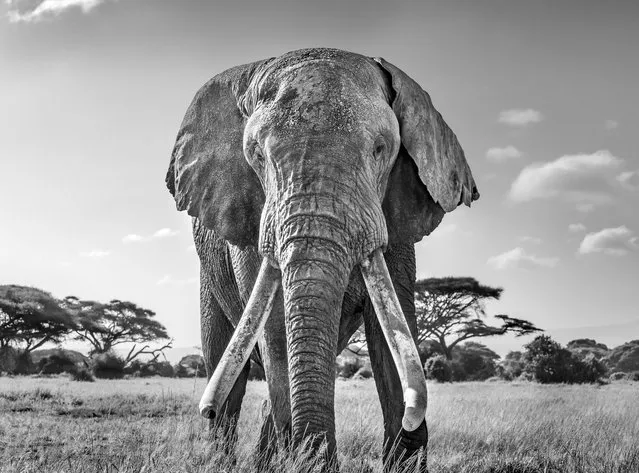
[523,335,574,383]
[123,359,143,376]
[417,340,444,364]
[572,354,607,383]
[129,360,175,378]
[336,357,363,378]
[153,361,175,377]
[516,371,535,382]
[124,359,175,377]
[37,350,77,375]
[174,364,192,378]
[618,370,639,381]
[523,335,606,384]
[450,360,467,381]
[70,365,95,382]
[352,367,373,379]
[424,355,452,382]
[451,342,499,381]
[175,354,206,378]
[0,346,19,374]
[0,347,34,375]
[609,372,627,381]
[91,352,125,379]
[567,339,609,360]
[499,351,526,380]
[604,340,639,373]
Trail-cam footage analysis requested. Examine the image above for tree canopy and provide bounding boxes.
[566,338,610,360]
[63,297,171,364]
[450,342,500,381]
[0,285,77,352]
[523,335,606,383]
[604,340,639,373]
[414,277,542,359]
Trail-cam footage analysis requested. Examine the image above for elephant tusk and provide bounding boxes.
[199,258,281,419]
[360,249,427,432]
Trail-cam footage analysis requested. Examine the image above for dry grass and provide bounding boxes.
[0,376,637,472]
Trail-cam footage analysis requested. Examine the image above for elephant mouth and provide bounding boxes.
[198,248,427,432]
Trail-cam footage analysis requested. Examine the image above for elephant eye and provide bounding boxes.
[373,141,386,160]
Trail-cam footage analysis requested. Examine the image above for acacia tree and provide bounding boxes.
[414,277,541,359]
[0,285,77,352]
[64,297,172,364]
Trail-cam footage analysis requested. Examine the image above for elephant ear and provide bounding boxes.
[382,150,445,244]
[166,59,272,248]
[374,57,479,215]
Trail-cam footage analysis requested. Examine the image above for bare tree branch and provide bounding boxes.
[123,339,173,365]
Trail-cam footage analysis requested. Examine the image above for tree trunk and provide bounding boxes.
[440,338,453,360]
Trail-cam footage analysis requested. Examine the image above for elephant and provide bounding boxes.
[166,47,478,471]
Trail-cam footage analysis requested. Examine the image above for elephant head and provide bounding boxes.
[166,48,478,458]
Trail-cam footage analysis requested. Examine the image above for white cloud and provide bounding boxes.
[605,119,619,130]
[569,223,586,233]
[617,170,639,190]
[157,275,198,286]
[7,0,107,22]
[488,247,558,270]
[518,236,542,245]
[80,249,110,259]
[122,234,144,243]
[509,150,622,210]
[486,146,522,162]
[579,226,638,256]
[122,228,179,243]
[153,228,179,238]
[498,109,543,127]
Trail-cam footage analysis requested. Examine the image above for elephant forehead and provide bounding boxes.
[251,50,389,136]
[270,76,362,132]
[264,47,384,90]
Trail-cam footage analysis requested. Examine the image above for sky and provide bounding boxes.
[1,0,637,358]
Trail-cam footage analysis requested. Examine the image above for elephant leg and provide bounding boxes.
[362,243,428,472]
[200,268,250,449]
[255,294,291,468]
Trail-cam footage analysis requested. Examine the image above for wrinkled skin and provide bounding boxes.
[167,48,478,472]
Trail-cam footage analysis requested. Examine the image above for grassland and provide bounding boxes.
[0,376,637,472]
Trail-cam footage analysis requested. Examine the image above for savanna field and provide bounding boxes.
[0,377,637,473]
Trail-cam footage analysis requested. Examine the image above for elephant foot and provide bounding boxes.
[255,400,293,472]
[208,414,240,459]
[384,420,428,473]
[256,410,277,471]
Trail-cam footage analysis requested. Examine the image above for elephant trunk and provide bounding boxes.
[279,214,353,462]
